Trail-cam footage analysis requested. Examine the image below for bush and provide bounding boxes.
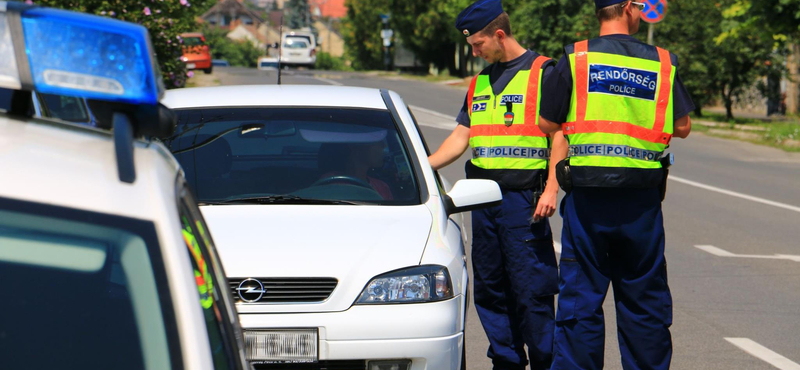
[202,24,263,68]
[315,52,349,71]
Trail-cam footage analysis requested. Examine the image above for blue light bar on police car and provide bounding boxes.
[0,3,163,105]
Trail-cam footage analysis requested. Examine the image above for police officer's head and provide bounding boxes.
[595,0,643,34]
[455,0,512,64]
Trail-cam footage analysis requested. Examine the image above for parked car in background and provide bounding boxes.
[162,85,503,370]
[280,30,316,68]
[257,57,279,71]
[212,59,231,67]
[181,32,213,74]
[1,4,248,370]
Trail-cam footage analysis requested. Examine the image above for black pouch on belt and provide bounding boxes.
[530,174,544,224]
[555,158,573,193]
[658,153,674,202]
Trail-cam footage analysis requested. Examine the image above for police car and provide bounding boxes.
[0,3,248,369]
[161,85,503,370]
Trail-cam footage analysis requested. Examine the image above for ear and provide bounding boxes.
[495,29,507,43]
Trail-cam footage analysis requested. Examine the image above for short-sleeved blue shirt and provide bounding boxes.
[456,50,556,127]
[539,34,695,125]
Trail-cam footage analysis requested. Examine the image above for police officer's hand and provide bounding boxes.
[533,188,558,222]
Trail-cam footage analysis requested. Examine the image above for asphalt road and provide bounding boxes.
[206,67,800,370]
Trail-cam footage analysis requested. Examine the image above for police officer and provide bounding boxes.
[537,1,694,369]
[428,1,567,369]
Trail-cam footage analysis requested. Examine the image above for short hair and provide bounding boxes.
[596,1,627,22]
[479,12,512,37]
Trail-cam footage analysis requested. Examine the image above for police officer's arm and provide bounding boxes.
[533,131,567,221]
[673,115,691,138]
[428,125,471,171]
[538,116,561,134]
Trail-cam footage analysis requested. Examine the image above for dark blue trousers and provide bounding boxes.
[552,187,672,370]
[472,189,559,370]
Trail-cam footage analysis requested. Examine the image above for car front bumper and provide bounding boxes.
[238,295,465,370]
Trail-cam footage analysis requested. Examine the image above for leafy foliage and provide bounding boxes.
[201,24,263,68]
[341,0,388,70]
[315,51,350,70]
[31,0,216,88]
[507,0,597,60]
[285,0,311,30]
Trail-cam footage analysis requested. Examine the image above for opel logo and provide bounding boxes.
[237,278,266,302]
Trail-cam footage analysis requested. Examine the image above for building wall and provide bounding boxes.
[314,20,343,57]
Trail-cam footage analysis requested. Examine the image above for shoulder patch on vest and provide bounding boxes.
[588,64,658,101]
[471,102,487,112]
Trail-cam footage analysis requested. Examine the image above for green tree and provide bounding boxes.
[286,0,311,29]
[724,0,800,41]
[342,0,389,70]
[201,24,262,67]
[508,0,596,60]
[654,0,726,116]
[388,0,467,75]
[33,0,216,88]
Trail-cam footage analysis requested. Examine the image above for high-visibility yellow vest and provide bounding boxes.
[465,55,551,189]
[563,39,676,188]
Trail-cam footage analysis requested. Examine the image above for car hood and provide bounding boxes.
[200,204,433,313]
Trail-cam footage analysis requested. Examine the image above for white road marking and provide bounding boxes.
[694,245,800,262]
[725,338,800,370]
[409,105,457,121]
[313,76,343,86]
[670,176,800,214]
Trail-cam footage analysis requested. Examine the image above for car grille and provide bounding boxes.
[229,277,338,303]
[252,361,366,370]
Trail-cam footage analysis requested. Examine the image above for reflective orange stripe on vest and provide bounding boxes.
[470,55,550,138]
[564,40,673,145]
[466,74,479,118]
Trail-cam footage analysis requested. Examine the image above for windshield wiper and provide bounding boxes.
[211,195,364,205]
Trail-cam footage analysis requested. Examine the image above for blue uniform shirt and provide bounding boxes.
[539,34,695,125]
[456,50,556,127]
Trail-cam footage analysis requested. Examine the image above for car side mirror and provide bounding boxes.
[443,179,502,215]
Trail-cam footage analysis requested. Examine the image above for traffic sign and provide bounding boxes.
[641,0,667,24]
[380,29,394,39]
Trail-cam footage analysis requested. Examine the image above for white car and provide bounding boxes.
[257,57,279,71]
[162,85,502,370]
[280,30,317,68]
[0,4,248,369]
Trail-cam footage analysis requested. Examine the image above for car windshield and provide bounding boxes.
[0,201,178,369]
[165,107,420,205]
[284,38,309,49]
[183,36,205,46]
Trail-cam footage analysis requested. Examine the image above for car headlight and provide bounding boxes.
[356,265,453,304]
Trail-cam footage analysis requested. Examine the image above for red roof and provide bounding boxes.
[310,0,346,19]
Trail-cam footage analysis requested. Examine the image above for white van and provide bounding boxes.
[280,30,317,68]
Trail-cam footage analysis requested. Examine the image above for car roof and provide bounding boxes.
[0,114,181,220]
[162,85,389,110]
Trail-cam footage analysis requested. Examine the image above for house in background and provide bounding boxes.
[201,0,346,59]
[202,0,265,29]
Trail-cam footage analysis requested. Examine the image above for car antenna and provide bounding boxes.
[277,14,283,85]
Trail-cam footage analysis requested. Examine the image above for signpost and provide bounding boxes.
[380,13,392,70]
[641,0,667,45]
